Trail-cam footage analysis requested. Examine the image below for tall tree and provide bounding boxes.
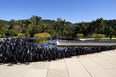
[9,19,15,29]
[107,27,115,39]
[96,18,104,33]
[77,22,87,36]
[88,20,97,34]
[0,20,4,28]
[22,20,31,37]
[61,19,66,37]
[30,15,43,26]
[23,20,31,29]
[53,18,62,37]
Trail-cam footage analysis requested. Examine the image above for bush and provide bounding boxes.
[18,33,25,38]
[22,29,30,37]
[34,33,51,44]
[91,34,105,38]
[76,33,84,38]
[91,34,105,40]
[7,29,18,36]
[0,27,7,37]
[0,27,7,34]
[0,30,5,36]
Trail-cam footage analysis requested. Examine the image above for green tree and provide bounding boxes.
[61,19,66,37]
[74,22,86,36]
[30,15,43,26]
[22,20,31,37]
[107,27,115,39]
[53,18,66,37]
[23,20,31,29]
[9,19,15,29]
[6,29,18,36]
[0,20,4,28]
[96,18,104,33]
[88,20,97,34]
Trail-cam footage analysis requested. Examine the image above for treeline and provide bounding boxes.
[0,16,116,39]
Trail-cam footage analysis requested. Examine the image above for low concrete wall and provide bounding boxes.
[57,41,116,46]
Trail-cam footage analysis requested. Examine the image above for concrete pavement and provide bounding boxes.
[0,50,116,77]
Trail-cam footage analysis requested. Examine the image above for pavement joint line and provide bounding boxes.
[22,62,33,77]
[64,58,70,77]
[86,53,115,77]
[46,62,50,77]
[87,53,107,68]
[76,56,93,77]
[94,53,116,77]
[46,69,49,77]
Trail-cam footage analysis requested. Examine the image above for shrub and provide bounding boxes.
[34,33,51,44]
[0,27,7,34]
[91,34,105,40]
[0,34,1,37]
[22,29,30,37]
[25,33,30,37]
[0,30,5,36]
[18,33,25,38]
[0,27,7,37]
[91,34,105,38]
[7,29,18,36]
[76,33,84,38]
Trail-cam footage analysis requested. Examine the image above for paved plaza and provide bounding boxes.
[0,50,116,77]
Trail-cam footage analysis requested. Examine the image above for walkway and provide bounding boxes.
[0,50,116,77]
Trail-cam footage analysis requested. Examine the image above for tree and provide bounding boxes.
[75,22,86,36]
[13,25,22,33]
[23,20,31,29]
[107,27,115,39]
[22,20,31,37]
[87,20,97,34]
[30,15,42,26]
[53,18,66,37]
[6,29,18,36]
[17,20,23,27]
[96,18,104,33]
[0,20,4,28]
[9,19,15,29]
[29,26,42,36]
[29,16,44,36]
[61,19,66,37]
[79,22,85,33]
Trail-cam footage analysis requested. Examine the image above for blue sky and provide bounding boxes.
[0,0,116,23]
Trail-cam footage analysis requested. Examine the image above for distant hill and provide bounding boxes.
[42,19,74,26]
[104,20,116,27]
[0,19,116,28]
[42,19,55,24]
[0,20,9,26]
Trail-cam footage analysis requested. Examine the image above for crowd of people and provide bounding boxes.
[0,38,115,64]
